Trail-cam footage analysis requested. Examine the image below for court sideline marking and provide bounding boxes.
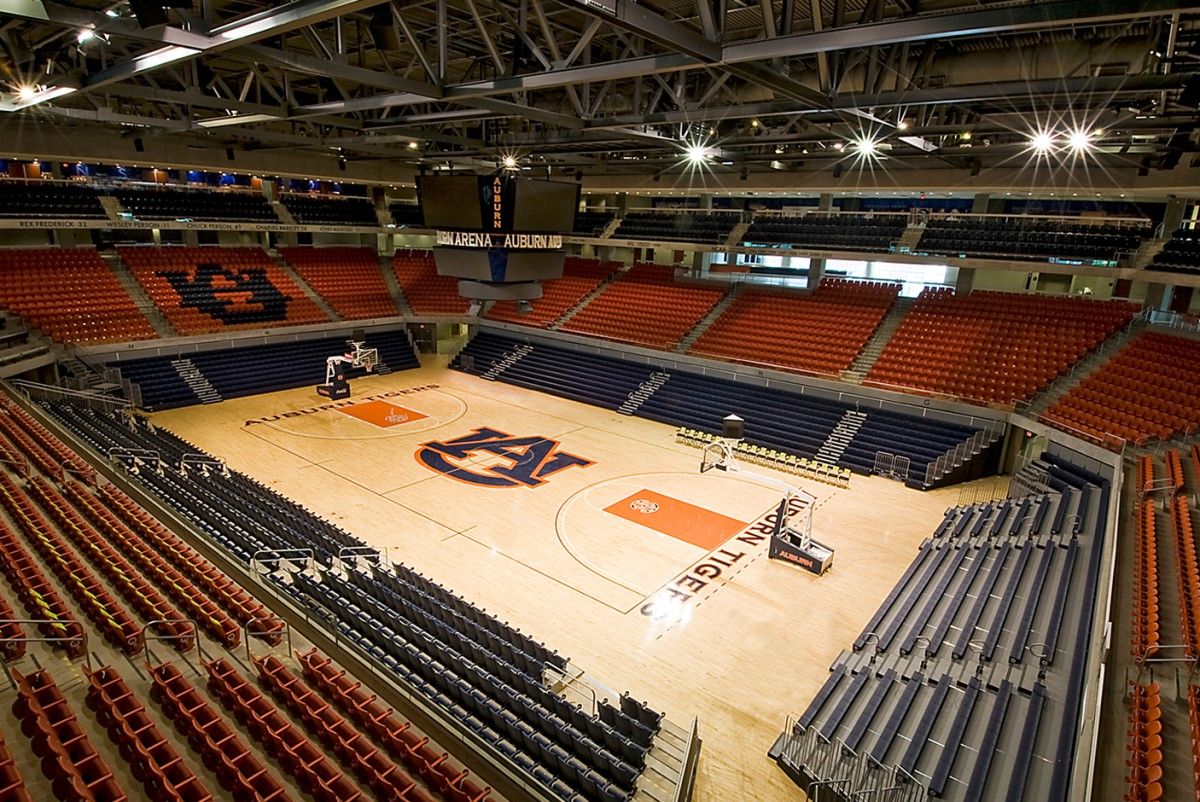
[241,419,632,609]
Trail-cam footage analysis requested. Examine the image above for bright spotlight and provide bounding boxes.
[1068,129,1094,152]
[833,141,844,151]
[855,137,878,156]
[16,86,35,101]
[77,29,95,43]
[1029,130,1055,154]
[896,119,909,131]
[684,142,710,164]
[501,155,518,169]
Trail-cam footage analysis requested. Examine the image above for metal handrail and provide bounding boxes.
[0,618,89,668]
[250,548,315,574]
[244,616,291,660]
[10,378,132,408]
[142,619,201,675]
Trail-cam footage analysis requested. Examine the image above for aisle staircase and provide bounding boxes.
[598,217,623,239]
[98,195,126,223]
[103,251,175,338]
[271,200,297,224]
[378,256,412,315]
[170,357,221,404]
[815,409,867,464]
[723,221,751,248]
[549,267,627,328]
[896,224,925,253]
[842,297,912,383]
[268,250,340,321]
[1021,314,1148,417]
[1128,238,1167,269]
[482,343,532,380]
[618,371,670,415]
[676,285,741,352]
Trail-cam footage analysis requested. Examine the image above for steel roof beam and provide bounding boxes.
[723,0,1200,64]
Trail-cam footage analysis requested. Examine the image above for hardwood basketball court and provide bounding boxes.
[150,358,963,801]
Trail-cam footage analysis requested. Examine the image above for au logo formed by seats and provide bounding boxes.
[159,262,291,325]
[416,427,592,488]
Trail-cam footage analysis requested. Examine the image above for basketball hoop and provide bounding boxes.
[696,412,834,575]
[700,441,728,474]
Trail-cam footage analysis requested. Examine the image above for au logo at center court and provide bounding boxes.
[415,427,593,488]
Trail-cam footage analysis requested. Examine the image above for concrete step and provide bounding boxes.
[271,200,297,224]
[271,253,340,321]
[98,195,126,223]
[102,251,175,338]
[551,268,627,328]
[676,284,742,353]
[378,256,411,315]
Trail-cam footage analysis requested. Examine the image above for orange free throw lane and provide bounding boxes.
[337,399,428,428]
[603,489,748,550]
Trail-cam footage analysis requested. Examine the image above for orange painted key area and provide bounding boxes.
[337,399,428,428]
[604,489,748,550]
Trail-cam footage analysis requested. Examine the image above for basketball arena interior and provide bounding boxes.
[0,2,1199,802]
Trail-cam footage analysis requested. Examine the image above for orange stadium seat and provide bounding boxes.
[1043,332,1200,448]
[558,263,726,350]
[866,288,1138,406]
[117,245,328,335]
[0,248,156,344]
[689,278,900,376]
[392,249,471,314]
[280,245,399,320]
[486,256,620,328]
[1125,682,1164,802]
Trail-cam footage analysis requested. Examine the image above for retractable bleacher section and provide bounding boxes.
[866,288,1139,406]
[1042,330,1200,448]
[557,264,727,350]
[916,216,1149,263]
[393,249,472,315]
[688,279,900,376]
[115,186,277,221]
[40,397,673,802]
[1149,227,1200,274]
[742,212,907,252]
[116,245,329,334]
[485,258,620,328]
[612,211,739,244]
[279,246,399,319]
[0,248,157,344]
[107,329,419,410]
[0,180,105,218]
[452,331,994,489]
[0,386,458,802]
[281,194,378,226]
[770,452,1113,802]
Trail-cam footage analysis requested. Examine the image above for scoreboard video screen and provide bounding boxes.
[417,175,578,233]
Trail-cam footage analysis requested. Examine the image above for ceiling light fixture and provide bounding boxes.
[684,141,711,165]
[1068,128,1094,152]
[1029,130,1055,154]
[854,137,878,156]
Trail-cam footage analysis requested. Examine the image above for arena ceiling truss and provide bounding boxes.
[0,0,1199,187]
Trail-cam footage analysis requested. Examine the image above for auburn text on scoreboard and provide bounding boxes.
[435,230,563,249]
